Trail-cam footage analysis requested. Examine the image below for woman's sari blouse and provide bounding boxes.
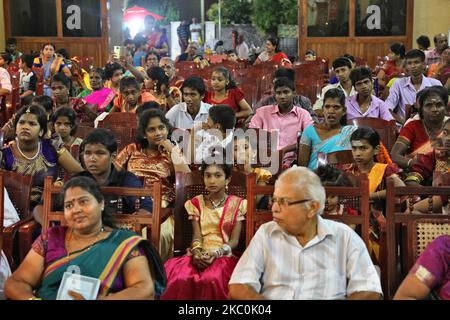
[185,195,247,251]
[204,88,245,113]
[32,226,166,300]
[409,235,450,300]
[397,119,442,157]
[0,139,65,209]
[257,51,292,66]
[116,143,175,205]
[300,124,357,170]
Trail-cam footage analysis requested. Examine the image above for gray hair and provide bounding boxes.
[276,166,326,215]
[159,57,174,67]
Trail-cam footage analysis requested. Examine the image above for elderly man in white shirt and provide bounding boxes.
[165,76,211,130]
[229,166,382,300]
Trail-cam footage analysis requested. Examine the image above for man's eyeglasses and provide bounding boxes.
[272,197,311,207]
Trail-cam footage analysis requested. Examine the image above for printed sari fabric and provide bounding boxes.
[409,235,450,300]
[300,124,357,170]
[161,195,246,300]
[33,226,166,300]
[80,88,117,114]
[116,143,175,205]
[0,139,65,209]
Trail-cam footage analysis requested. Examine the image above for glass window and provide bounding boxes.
[62,0,102,37]
[355,0,407,36]
[307,0,350,37]
[10,0,57,37]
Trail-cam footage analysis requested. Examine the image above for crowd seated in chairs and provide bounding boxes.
[1,38,450,300]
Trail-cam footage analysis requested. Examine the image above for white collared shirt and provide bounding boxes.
[313,82,357,110]
[229,216,382,300]
[194,129,234,163]
[3,187,20,228]
[165,101,212,130]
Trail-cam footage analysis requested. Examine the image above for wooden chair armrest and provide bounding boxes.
[18,219,40,262]
[3,216,35,269]
[281,143,297,154]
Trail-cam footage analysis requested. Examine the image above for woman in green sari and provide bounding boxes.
[4,176,165,300]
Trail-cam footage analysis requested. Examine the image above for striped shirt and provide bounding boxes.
[229,216,382,299]
[425,48,441,66]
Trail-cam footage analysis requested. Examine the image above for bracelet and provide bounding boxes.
[215,247,224,258]
[28,297,42,300]
[405,175,422,184]
[407,158,413,168]
[222,244,232,256]
[191,239,203,253]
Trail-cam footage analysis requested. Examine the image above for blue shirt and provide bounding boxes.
[133,51,146,67]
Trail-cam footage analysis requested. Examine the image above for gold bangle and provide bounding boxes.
[407,159,413,168]
[405,175,421,184]
[28,297,42,300]
[191,239,202,247]
[191,245,203,251]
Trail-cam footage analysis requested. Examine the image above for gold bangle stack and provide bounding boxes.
[405,174,422,184]
[191,239,204,253]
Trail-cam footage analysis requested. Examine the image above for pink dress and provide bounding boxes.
[161,194,246,300]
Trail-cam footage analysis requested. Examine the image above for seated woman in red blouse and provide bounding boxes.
[254,37,291,67]
[204,67,252,122]
[391,86,448,170]
[403,118,450,215]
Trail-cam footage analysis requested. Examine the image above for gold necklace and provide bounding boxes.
[206,194,228,210]
[65,226,105,262]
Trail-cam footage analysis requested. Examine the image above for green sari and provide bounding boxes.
[35,226,166,300]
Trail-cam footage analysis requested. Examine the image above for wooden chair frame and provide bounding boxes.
[349,117,398,152]
[385,179,450,299]
[173,171,248,256]
[317,150,355,167]
[17,176,163,263]
[1,171,32,269]
[246,173,370,248]
[245,173,274,246]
